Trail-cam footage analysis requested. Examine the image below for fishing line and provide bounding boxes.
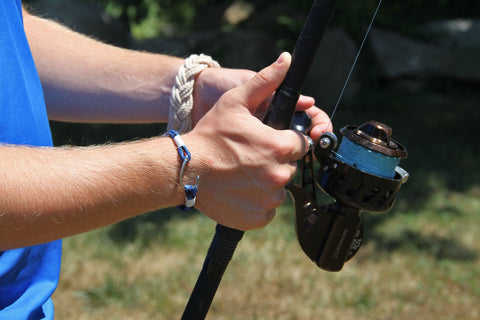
[325,0,400,179]
[328,0,383,124]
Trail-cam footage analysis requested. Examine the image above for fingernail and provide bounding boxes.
[276,52,289,65]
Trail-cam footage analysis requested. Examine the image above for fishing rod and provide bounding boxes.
[181,0,409,318]
[181,1,341,318]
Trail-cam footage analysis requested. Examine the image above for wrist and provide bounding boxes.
[143,137,186,209]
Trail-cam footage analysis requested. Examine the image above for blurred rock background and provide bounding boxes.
[22,0,480,144]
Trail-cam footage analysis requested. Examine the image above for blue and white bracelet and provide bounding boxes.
[164,130,199,211]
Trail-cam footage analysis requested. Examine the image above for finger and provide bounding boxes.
[296,95,316,110]
[233,52,292,114]
[275,129,311,163]
[304,106,333,141]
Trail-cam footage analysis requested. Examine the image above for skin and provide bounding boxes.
[0,9,331,250]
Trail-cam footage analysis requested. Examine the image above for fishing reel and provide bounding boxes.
[289,112,409,271]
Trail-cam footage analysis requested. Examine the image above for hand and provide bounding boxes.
[192,67,254,126]
[184,52,330,230]
[192,63,331,142]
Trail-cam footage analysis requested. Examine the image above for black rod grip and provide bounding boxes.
[263,0,341,130]
[181,225,244,319]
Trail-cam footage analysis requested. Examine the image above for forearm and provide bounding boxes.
[23,9,183,123]
[0,139,184,250]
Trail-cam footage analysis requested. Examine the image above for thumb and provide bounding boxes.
[234,52,291,113]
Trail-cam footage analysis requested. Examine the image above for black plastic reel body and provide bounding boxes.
[288,120,408,272]
[315,131,409,214]
[286,183,364,272]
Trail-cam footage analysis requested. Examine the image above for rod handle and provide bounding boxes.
[181,224,244,319]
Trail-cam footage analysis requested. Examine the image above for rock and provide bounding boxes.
[190,27,359,108]
[424,19,480,50]
[189,29,278,71]
[26,0,129,47]
[302,28,360,108]
[369,27,480,82]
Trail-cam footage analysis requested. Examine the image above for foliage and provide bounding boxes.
[91,0,480,39]
[95,0,226,38]
[23,0,479,41]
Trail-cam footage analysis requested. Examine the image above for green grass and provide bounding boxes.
[51,81,480,319]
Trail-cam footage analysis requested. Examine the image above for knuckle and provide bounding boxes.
[268,167,294,188]
[273,138,293,159]
[252,210,276,229]
[219,90,239,104]
[270,189,288,209]
[253,69,272,87]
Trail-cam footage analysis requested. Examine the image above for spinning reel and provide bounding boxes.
[289,113,409,271]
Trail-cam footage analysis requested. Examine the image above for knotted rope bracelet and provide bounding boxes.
[167,54,220,134]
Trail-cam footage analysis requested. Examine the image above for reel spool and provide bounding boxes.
[288,118,409,272]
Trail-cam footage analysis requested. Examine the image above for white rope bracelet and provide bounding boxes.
[167,54,220,133]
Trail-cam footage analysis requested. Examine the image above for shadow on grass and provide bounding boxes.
[105,208,203,249]
[364,227,478,262]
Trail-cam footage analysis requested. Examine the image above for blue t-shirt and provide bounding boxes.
[0,1,62,319]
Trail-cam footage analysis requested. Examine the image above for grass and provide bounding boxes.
[53,195,480,319]
[51,80,480,319]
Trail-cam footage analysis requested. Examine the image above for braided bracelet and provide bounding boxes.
[164,130,199,211]
[167,54,220,134]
